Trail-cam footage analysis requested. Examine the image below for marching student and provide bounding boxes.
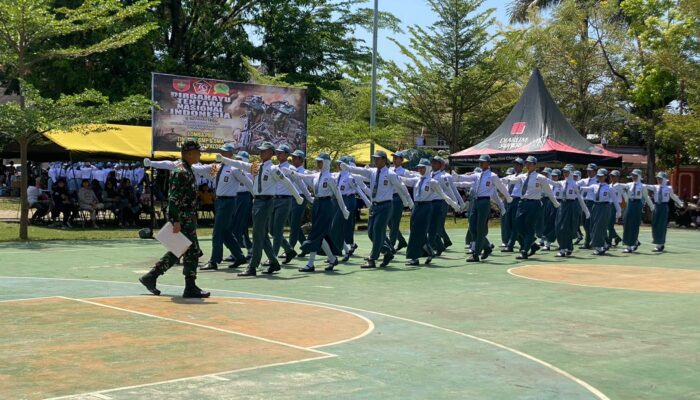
[429,156,464,256]
[551,166,590,257]
[400,158,461,265]
[501,158,525,252]
[501,156,560,260]
[608,170,625,246]
[388,151,409,253]
[286,150,315,259]
[618,169,653,253]
[577,163,599,249]
[331,156,372,262]
[646,172,684,253]
[287,153,350,272]
[452,155,512,262]
[218,142,304,276]
[338,151,414,269]
[579,169,621,256]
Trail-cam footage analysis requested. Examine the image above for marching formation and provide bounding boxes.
[138,139,685,298]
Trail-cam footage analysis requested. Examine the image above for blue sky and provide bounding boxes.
[354,0,512,66]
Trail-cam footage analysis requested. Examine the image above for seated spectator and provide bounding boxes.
[91,179,103,202]
[102,179,126,227]
[119,178,141,227]
[27,178,51,224]
[197,184,215,213]
[51,178,78,228]
[78,179,104,228]
[140,185,153,216]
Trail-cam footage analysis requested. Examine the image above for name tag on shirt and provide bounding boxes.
[383,180,388,186]
[340,185,345,190]
[263,175,269,181]
[323,182,327,188]
[486,181,491,187]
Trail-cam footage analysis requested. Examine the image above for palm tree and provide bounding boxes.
[508,0,566,24]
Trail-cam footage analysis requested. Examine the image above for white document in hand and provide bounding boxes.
[155,222,193,258]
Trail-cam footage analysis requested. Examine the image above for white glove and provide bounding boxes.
[553,201,561,209]
[295,196,303,206]
[143,158,151,167]
[216,154,223,162]
[405,201,414,210]
[505,195,513,204]
[342,209,350,220]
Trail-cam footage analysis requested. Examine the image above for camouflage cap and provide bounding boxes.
[257,141,276,151]
[181,138,201,152]
[275,144,292,154]
[371,150,388,159]
[391,150,406,159]
[242,95,265,110]
[315,152,331,161]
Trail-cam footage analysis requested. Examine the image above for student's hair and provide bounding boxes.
[82,179,90,186]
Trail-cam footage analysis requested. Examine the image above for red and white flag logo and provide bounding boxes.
[511,122,527,135]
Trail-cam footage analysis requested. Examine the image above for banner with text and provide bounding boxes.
[152,73,307,154]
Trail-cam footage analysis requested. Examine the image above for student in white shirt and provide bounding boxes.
[339,150,413,269]
[579,169,622,255]
[219,142,303,276]
[289,152,349,272]
[646,171,684,252]
[501,156,560,259]
[401,158,460,266]
[618,169,653,253]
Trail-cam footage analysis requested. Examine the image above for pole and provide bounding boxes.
[369,0,379,160]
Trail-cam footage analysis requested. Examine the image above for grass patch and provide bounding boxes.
[0,198,19,211]
[0,222,215,242]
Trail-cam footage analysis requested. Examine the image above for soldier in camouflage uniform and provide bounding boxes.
[139,139,210,298]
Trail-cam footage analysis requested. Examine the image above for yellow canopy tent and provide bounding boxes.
[346,142,394,165]
[44,124,218,162]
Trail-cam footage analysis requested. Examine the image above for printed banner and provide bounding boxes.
[152,73,307,154]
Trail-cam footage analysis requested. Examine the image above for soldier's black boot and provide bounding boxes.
[139,267,162,296]
[182,276,210,298]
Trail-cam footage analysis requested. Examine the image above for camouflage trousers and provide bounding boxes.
[154,215,200,277]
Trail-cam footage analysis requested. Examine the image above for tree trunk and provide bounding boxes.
[645,125,656,182]
[19,137,29,241]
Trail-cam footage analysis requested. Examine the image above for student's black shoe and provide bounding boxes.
[481,246,492,260]
[466,255,480,262]
[348,244,358,256]
[592,250,605,256]
[529,243,540,256]
[573,237,582,245]
[182,276,210,298]
[139,268,161,296]
[555,251,566,257]
[565,250,573,257]
[228,259,246,269]
[380,252,394,267]
[613,237,622,246]
[444,240,453,249]
[405,259,420,266]
[237,268,257,277]
[516,252,528,260]
[297,251,308,258]
[395,242,407,253]
[223,256,235,262]
[361,259,377,269]
[262,260,271,267]
[622,248,632,253]
[327,257,339,268]
[500,248,514,253]
[424,255,433,265]
[200,262,218,271]
[262,264,282,274]
[652,245,665,253]
[298,265,315,273]
[341,253,351,263]
[282,250,298,265]
[579,245,591,250]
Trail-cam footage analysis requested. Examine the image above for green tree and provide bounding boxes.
[0,0,157,240]
[386,0,523,153]
[307,75,406,159]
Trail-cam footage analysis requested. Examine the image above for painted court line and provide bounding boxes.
[3,276,608,400]
[0,296,61,303]
[43,354,335,400]
[57,296,332,357]
[506,265,700,293]
[81,294,376,350]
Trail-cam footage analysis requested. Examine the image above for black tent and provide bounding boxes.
[450,69,622,167]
